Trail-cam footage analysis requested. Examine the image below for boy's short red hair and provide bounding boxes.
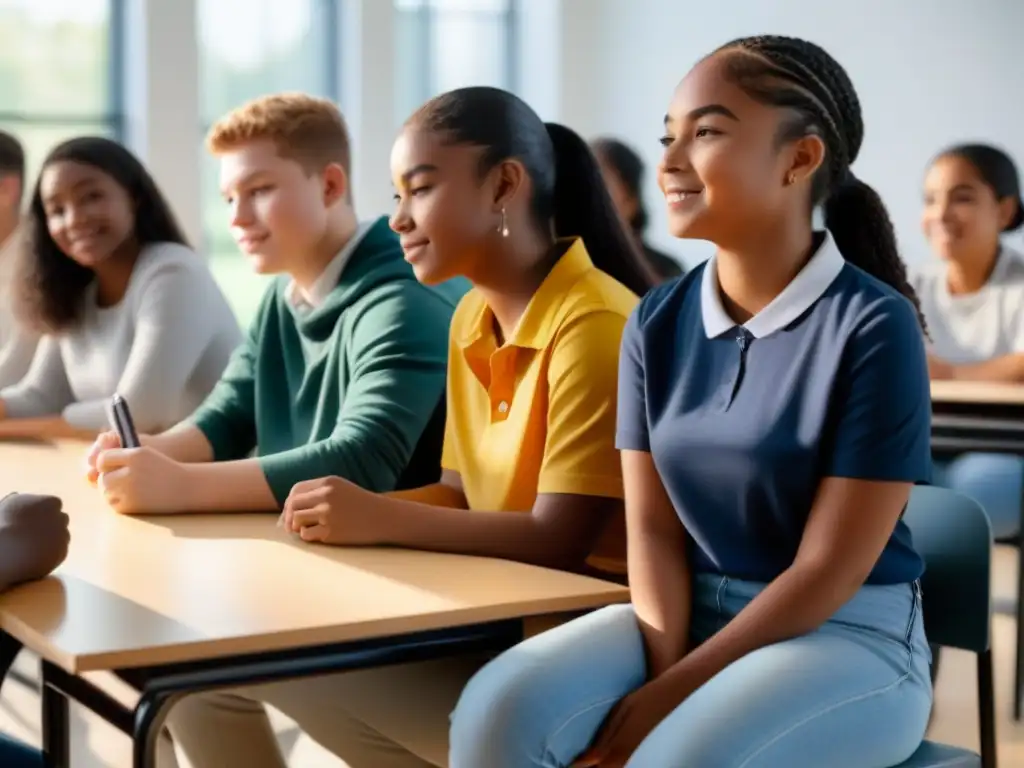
[206,93,351,176]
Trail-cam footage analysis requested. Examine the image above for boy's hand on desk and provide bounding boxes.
[281,476,381,546]
[95,447,189,515]
[84,431,121,487]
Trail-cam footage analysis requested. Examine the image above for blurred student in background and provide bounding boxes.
[0,131,38,388]
[592,136,684,282]
[915,143,1024,539]
[0,137,241,441]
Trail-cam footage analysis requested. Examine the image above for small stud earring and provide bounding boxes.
[785,172,796,186]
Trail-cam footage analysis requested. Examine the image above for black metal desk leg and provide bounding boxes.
[978,649,998,768]
[133,691,179,768]
[41,661,70,768]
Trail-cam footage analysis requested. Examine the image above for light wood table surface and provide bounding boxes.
[931,380,1024,406]
[0,440,629,674]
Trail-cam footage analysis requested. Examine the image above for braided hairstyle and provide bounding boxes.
[713,35,927,333]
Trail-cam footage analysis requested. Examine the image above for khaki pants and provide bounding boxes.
[157,654,489,768]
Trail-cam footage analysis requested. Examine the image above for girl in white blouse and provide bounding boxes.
[0,137,242,439]
[912,143,1024,538]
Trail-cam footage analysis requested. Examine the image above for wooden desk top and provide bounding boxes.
[931,380,1024,406]
[0,441,629,673]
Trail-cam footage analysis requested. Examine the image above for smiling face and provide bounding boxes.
[218,138,337,275]
[389,126,507,285]
[921,154,1012,265]
[657,53,821,245]
[39,160,136,268]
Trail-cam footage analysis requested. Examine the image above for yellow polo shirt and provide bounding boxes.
[441,238,639,574]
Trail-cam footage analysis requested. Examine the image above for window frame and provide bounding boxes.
[0,0,128,142]
[196,0,343,250]
[195,0,343,326]
[402,0,519,103]
[197,0,343,131]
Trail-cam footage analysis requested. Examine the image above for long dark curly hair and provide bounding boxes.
[17,137,189,333]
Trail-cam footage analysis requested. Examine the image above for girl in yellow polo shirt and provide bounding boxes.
[159,87,654,768]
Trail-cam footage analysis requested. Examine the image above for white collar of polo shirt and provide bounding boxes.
[700,230,846,339]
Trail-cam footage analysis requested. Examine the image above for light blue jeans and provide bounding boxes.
[933,453,1022,539]
[450,574,932,768]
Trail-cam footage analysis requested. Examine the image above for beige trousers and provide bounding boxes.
[156,654,489,768]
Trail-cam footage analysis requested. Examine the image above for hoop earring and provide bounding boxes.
[785,172,796,186]
[498,207,509,238]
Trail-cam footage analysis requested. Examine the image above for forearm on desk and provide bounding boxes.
[376,497,564,567]
[0,415,97,442]
[181,458,278,513]
[386,483,468,509]
[946,353,1024,383]
[146,424,215,463]
[369,493,608,571]
[260,434,416,504]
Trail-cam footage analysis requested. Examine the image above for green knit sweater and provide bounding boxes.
[190,217,461,502]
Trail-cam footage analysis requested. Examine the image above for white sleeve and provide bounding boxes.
[1010,292,1024,354]
[0,324,40,389]
[0,336,74,418]
[62,260,225,432]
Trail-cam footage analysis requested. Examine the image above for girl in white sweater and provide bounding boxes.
[913,143,1024,539]
[0,137,241,439]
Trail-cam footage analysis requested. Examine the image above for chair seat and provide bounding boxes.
[895,740,981,767]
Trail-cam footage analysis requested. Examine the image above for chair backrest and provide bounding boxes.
[902,485,993,654]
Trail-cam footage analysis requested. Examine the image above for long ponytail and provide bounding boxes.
[545,123,655,296]
[824,176,928,333]
[408,87,655,298]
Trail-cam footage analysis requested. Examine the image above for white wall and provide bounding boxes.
[515,0,563,121]
[560,0,1024,268]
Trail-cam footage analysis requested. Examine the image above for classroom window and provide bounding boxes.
[394,0,516,122]
[197,0,340,326]
[0,0,123,184]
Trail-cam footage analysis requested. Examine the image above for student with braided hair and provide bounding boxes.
[450,35,933,768]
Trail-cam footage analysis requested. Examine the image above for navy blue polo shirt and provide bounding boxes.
[616,232,931,585]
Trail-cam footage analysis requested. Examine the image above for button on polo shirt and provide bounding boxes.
[616,232,932,585]
[442,239,639,574]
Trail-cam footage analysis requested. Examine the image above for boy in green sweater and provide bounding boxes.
[86,94,459,513]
